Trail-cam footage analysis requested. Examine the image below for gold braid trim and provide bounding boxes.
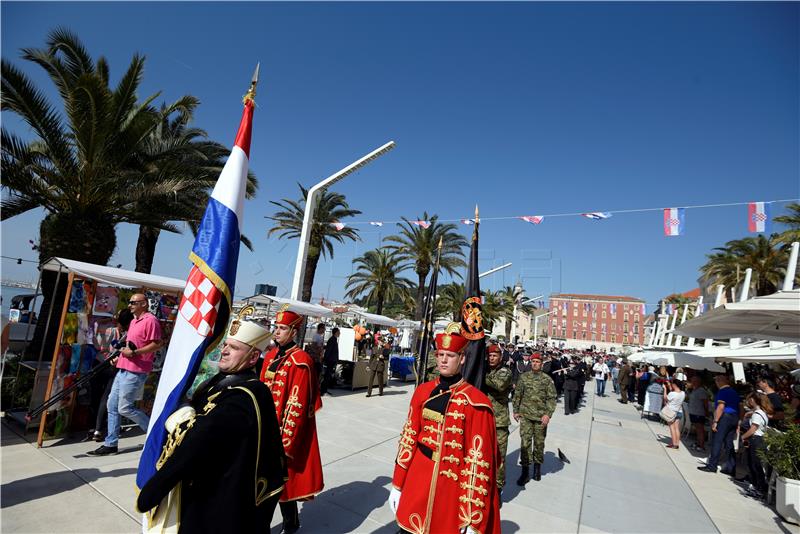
[439,469,458,480]
[422,408,444,423]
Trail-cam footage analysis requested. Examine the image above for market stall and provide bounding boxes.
[8,257,185,446]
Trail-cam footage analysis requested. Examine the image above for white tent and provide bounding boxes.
[637,350,725,372]
[41,257,185,293]
[242,294,334,318]
[352,310,399,328]
[689,341,799,364]
[675,289,800,343]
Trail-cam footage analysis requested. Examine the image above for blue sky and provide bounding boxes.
[2,2,798,310]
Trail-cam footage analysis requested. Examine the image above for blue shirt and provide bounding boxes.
[714,386,741,416]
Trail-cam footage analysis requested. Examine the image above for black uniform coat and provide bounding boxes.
[137,370,287,533]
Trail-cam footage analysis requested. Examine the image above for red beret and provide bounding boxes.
[435,331,469,354]
[275,309,303,328]
[531,353,542,361]
[487,344,501,354]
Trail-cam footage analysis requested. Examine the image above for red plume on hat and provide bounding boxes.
[435,323,469,354]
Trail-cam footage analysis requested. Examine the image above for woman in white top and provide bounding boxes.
[741,392,773,497]
[663,379,686,449]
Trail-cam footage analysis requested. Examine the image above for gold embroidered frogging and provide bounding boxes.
[281,384,304,450]
[458,434,492,529]
[396,406,417,469]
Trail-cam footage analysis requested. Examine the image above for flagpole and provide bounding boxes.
[416,237,442,386]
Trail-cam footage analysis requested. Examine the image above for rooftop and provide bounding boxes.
[551,293,645,303]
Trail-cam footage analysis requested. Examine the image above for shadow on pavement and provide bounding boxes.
[314,475,392,532]
[74,443,143,458]
[501,519,521,533]
[1,467,137,507]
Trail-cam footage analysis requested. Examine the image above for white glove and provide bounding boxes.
[388,487,402,515]
[164,405,196,433]
[461,527,478,534]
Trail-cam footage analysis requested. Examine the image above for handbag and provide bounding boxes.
[660,405,677,423]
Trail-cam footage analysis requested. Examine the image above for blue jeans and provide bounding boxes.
[706,412,737,473]
[595,378,606,396]
[104,369,150,447]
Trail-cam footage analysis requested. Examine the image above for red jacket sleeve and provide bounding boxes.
[392,387,425,490]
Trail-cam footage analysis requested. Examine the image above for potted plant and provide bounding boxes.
[760,423,800,524]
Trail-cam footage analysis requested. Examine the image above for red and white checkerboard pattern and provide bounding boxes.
[180,265,222,337]
[752,213,767,222]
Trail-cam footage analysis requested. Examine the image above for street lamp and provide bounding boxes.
[520,294,544,305]
[290,141,395,300]
[479,262,512,279]
[534,310,555,339]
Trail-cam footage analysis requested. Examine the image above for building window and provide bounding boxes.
[611,323,616,331]
[583,308,587,317]
[602,311,607,319]
[582,331,587,339]
[582,321,587,328]
[634,313,640,322]
[601,334,606,342]
[602,303,607,310]
[561,329,566,338]
[624,313,629,321]
[623,335,628,343]
[573,308,578,317]
[611,334,616,343]
[624,324,629,333]
[634,325,639,334]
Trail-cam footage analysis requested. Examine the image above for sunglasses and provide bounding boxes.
[128,300,147,305]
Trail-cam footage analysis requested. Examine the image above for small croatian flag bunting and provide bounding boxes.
[519,215,544,225]
[641,303,646,315]
[748,202,770,233]
[610,304,617,315]
[582,212,612,220]
[663,208,685,236]
[413,220,431,229]
[331,222,346,231]
[369,221,383,227]
[461,218,477,225]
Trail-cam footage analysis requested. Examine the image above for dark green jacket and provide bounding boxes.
[485,366,513,426]
[513,371,557,420]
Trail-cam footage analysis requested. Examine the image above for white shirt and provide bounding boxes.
[667,391,686,413]
[593,363,609,380]
[750,409,768,437]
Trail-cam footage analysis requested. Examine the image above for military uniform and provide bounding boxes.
[485,360,513,490]
[367,343,388,397]
[513,357,556,483]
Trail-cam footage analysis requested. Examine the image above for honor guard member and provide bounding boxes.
[389,324,501,534]
[260,306,323,534]
[512,352,557,485]
[485,343,513,502]
[137,319,286,533]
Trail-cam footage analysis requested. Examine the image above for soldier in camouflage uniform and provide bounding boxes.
[485,344,513,499]
[512,352,557,485]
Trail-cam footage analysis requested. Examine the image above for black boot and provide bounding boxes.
[498,488,503,508]
[516,465,530,486]
[280,501,300,534]
[533,463,541,481]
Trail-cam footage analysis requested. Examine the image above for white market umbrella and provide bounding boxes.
[675,290,800,343]
[689,341,799,364]
[640,351,725,372]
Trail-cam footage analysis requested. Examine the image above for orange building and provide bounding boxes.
[548,293,646,349]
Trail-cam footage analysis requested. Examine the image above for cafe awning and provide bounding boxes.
[241,294,334,318]
[40,257,185,294]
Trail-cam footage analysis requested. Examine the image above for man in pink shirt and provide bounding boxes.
[89,293,162,456]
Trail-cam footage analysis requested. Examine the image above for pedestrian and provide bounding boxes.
[311,322,326,382]
[564,359,582,415]
[136,320,286,532]
[697,375,742,475]
[636,365,650,406]
[663,379,686,450]
[513,353,557,485]
[755,376,786,429]
[611,360,620,394]
[512,350,532,384]
[321,327,340,395]
[740,392,773,498]
[485,343,513,501]
[617,359,632,404]
[389,324,501,533]
[85,308,133,442]
[259,307,324,534]
[89,293,162,456]
[687,375,710,450]
[592,358,609,397]
[366,338,388,397]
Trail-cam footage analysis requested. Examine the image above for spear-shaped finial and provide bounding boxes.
[243,62,260,105]
[475,204,480,223]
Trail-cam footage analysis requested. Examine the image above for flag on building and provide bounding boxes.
[413,220,431,229]
[331,222,346,231]
[663,207,685,236]
[584,303,590,313]
[369,221,383,227]
[610,303,617,315]
[747,202,770,233]
[137,75,258,492]
[519,215,544,225]
[641,303,646,315]
[582,212,612,220]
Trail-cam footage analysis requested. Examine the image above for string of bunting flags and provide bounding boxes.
[323,198,796,237]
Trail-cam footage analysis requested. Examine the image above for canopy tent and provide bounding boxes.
[41,257,185,294]
[351,310,399,328]
[241,294,333,318]
[675,290,800,343]
[637,350,725,372]
[395,318,422,331]
[628,352,648,363]
[689,341,799,364]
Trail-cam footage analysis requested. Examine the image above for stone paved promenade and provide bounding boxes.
[1,379,793,533]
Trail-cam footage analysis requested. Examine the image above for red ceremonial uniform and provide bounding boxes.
[393,378,501,534]
[260,342,324,501]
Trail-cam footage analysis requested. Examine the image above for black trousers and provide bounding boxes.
[746,435,767,493]
[565,389,578,414]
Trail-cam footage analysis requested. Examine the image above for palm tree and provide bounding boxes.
[267,184,361,302]
[775,202,800,244]
[344,248,413,315]
[384,213,467,320]
[436,282,465,322]
[481,290,507,333]
[700,235,791,296]
[497,285,537,341]
[132,101,258,273]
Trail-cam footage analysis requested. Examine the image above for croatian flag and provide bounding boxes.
[663,208,685,236]
[582,212,612,220]
[369,221,383,227]
[461,218,476,225]
[331,222,346,231]
[748,202,770,233]
[519,215,544,225]
[137,94,255,491]
[413,220,431,229]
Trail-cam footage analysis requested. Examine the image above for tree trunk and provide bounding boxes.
[505,314,513,341]
[135,226,161,274]
[376,290,384,317]
[301,253,321,303]
[415,272,427,320]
